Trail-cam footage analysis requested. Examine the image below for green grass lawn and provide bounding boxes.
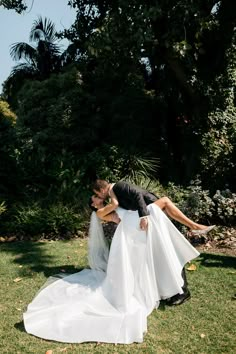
[0,239,235,354]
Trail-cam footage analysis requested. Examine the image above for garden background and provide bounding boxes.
[0,1,235,353]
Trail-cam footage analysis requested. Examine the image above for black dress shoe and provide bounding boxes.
[165,291,191,306]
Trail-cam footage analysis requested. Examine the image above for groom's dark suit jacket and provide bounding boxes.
[112,181,159,218]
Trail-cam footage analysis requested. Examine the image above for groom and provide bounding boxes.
[92,178,191,306]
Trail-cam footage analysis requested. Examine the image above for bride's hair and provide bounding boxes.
[92,179,108,191]
[89,196,97,212]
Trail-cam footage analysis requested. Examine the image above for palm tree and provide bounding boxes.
[2,17,67,107]
[10,16,63,80]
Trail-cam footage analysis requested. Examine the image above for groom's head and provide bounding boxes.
[92,179,110,199]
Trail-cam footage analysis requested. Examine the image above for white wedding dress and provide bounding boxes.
[23,204,199,344]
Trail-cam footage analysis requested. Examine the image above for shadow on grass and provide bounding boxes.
[0,241,84,277]
[14,321,25,333]
[198,252,236,269]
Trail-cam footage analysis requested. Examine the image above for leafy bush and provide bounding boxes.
[1,179,235,238]
[213,190,236,225]
[10,203,47,235]
[200,104,236,191]
[162,181,235,226]
[150,181,215,229]
[79,144,159,184]
[179,185,215,224]
[45,204,82,235]
[2,202,83,237]
[0,100,20,200]
[0,201,7,215]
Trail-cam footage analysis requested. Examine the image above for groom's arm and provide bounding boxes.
[113,181,149,230]
[125,183,149,217]
[128,186,149,230]
[113,181,149,217]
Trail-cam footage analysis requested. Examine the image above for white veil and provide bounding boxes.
[88,212,109,272]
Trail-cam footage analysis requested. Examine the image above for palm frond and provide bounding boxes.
[10,63,38,77]
[121,155,160,184]
[30,16,57,43]
[10,42,36,62]
[60,43,80,64]
[47,42,62,56]
[36,40,62,60]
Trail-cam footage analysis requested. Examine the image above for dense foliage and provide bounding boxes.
[0,0,27,13]
[0,100,19,200]
[0,1,235,236]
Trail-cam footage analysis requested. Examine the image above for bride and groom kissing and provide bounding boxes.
[91,179,215,307]
[23,178,214,344]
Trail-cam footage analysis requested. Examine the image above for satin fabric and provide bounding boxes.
[23,204,199,344]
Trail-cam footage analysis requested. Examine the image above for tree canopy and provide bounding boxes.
[0,0,27,13]
[1,0,235,212]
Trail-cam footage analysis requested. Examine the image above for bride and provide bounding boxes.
[23,194,200,344]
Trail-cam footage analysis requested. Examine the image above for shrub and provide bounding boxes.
[45,203,82,235]
[10,203,47,235]
[179,184,215,224]
[162,181,235,226]
[213,190,236,225]
[2,202,84,237]
[0,201,7,215]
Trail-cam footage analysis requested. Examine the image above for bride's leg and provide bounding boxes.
[154,197,208,230]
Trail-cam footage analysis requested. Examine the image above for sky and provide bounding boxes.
[0,0,76,92]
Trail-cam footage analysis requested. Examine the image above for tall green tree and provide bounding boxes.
[3,17,65,107]
[0,100,19,199]
[0,0,27,13]
[61,0,236,186]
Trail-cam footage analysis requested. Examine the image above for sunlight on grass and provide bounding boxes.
[0,240,235,354]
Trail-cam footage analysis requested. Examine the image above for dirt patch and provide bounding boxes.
[191,226,236,257]
[196,243,236,257]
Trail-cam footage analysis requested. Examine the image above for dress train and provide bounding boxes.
[23,204,199,344]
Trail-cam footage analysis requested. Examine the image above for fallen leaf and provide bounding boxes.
[205,242,212,248]
[186,264,197,271]
[16,308,21,311]
[7,236,16,242]
[46,350,53,354]
[0,237,6,242]
[200,333,206,338]
[13,277,22,283]
[18,265,23,268]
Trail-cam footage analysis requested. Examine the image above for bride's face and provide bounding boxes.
[91,195,104,209]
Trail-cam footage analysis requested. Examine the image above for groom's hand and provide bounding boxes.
[140,217,148,231]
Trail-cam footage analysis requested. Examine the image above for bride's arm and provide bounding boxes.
[96,190,119,219]
[98,211,120,224]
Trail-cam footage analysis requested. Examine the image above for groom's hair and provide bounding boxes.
[92,179,108,191]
